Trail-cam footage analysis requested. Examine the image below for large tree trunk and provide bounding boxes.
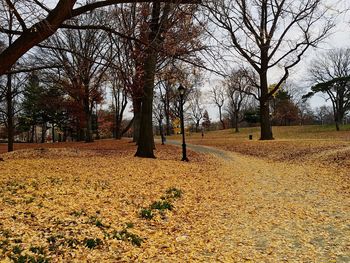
[334,115,340,131]
[85,110,93,142]
[135,50,157,158]
[115,113,122,140]
[259,72,273,140]
[260,99,273,140]
[6,74,14,152]
[135,1,162,158]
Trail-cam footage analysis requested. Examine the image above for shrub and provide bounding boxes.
[84,238,102,249]
[140,208,154,219]
[150,200,173,211]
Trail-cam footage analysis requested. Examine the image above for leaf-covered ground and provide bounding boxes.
[0,137,349,262]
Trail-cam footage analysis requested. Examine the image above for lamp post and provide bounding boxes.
[178,84,189,161]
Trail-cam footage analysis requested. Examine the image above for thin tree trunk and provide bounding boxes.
[132,98,142,143]
[41,122,47,143]
[121,117,134,137]
[234,111,239,133]
[6,73,14,152]
[52,125,55,143]
[219,106,225,129]
[30,125,35,143]
[166,112,171,135]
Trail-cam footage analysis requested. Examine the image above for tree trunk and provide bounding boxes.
[115,114,122,140]
[234,111,239,133]
[52,125,55,143]
[121,117,134,137]
[259,71,273,140]
[41,122,47,143]
[6,73,14,152]
[135,50,157,158]
[135,2,161,158]
[85,111,93,142]
[165,113,171,135]
[132,98,142,143]
[0,0,77,76]
[335,117,340,131]
[260,99,273,140]
[83,89,93,142]
[30,125,35,143]
[219,106,225,129]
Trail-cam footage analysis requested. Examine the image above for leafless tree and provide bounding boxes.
[188,87,203,132]
[314,105,333,125]
[210,85,225,129]
[204,0,334,139]
[0,7,25,151]
[224,68,253,132]
[306,48,350,131]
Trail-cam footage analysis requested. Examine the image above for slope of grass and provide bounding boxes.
[169,125,350,171]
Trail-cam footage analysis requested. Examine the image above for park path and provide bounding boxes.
[165,140,350,262]
[165,139,233,160]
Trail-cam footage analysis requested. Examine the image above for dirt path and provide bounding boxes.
[166,140,350,261]
[165,139,233,160]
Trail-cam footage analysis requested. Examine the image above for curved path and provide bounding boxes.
[165,139,233,160]
[163,139,350,262]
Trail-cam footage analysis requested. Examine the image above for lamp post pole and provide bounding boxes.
[178,85,188,162]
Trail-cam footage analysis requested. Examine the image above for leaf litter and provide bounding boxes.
[0,139,349,262]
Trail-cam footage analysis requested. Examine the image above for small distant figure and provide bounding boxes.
[201,130,204,139]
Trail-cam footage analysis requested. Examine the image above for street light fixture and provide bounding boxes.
[178,84,188,161]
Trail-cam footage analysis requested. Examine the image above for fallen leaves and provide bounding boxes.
[0,139,349,262]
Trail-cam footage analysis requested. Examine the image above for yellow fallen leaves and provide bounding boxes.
[0,139,349,262]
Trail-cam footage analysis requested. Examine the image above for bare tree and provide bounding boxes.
[314,105,333,125]
[109,72,130,139]
[224,69,252,132]
[305,48,350,131]
[0,8,25,151]
[205,0,334,139]
[210,85,225,129]
[188,87,203,132]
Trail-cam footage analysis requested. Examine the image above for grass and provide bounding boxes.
[180,124,350,141]
[165,125,350,171]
